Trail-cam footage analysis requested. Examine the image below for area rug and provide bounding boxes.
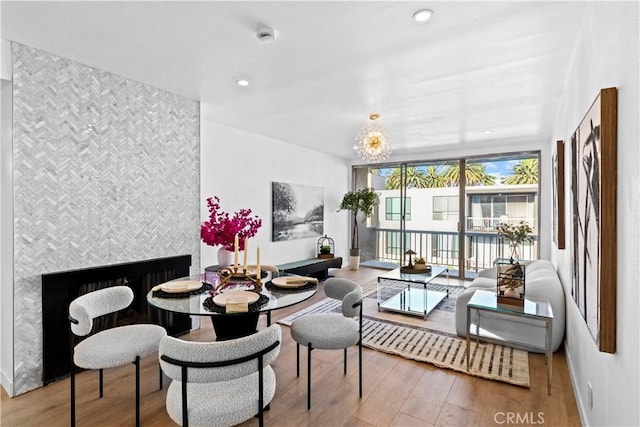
[279,278,462,335]
[278,279,530,388]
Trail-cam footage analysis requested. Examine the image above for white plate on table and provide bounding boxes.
[271,276,310,289]
[160,280,202,293]
[212,290,260,307]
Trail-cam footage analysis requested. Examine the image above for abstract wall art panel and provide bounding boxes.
[570,87,617,353]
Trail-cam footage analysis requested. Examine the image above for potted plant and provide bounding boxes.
[414,257,427,270]
[495,221,533,263]
[319,245,331,255]
[339,188,378,270]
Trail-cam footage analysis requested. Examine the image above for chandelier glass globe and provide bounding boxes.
[353,113,392,162]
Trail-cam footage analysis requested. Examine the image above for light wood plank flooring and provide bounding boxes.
[1,266,580,426]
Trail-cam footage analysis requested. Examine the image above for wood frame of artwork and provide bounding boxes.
[570,87,617,353]
[553,140,566,249]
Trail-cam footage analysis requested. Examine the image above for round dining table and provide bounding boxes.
[147,273,317,340]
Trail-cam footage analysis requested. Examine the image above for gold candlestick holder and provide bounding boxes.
[215,265,262,293]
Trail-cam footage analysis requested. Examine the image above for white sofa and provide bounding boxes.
[455,259,565,353]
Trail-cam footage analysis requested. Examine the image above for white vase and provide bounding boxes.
[509,244,520,263]
[217,248,233,267]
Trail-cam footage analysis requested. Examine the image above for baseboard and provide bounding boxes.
[1,367,14,397]
[564,339,588,426]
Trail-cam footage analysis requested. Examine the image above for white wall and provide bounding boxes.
[551,3,639,426]
[0,36,14,396]
[200,108,350,270]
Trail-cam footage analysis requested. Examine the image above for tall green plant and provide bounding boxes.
[339,188,378,251]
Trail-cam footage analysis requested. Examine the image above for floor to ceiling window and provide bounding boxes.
[352,152,540,279]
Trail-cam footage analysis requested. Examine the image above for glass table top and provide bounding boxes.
[147,274,317,316]
[378,265,448,284]
[468,289,553,319]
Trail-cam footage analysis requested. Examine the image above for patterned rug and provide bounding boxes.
[279,278,463,335]
[279,278,530,388]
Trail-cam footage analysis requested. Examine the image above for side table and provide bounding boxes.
[465,289,554,395]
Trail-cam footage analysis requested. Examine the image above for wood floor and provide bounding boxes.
[1,266,581,426]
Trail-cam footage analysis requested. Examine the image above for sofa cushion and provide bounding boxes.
[464,277,494,289]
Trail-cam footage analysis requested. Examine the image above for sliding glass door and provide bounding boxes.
[463,154,540,276]
[352,151,539,279]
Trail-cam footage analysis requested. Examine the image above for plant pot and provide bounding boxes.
[318,254,334,259]
[349,248,360,270]
[349,255,360,270]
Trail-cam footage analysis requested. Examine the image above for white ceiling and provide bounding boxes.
[2,1,587,161]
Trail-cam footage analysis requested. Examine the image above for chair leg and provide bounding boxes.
[296,343,300,378]
[359,341,363,398]
[70,364,76,427]
[344,348,347,375]
[159,364,163,390]
[99,369,103,398]
[307,344,312,410]
[135,356,140,427]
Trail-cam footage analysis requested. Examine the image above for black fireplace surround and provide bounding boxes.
[41,255,192,384]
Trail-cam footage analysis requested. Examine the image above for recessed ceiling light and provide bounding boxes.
[483,129,493,134]
[236,79,249,87]
[413,9,433,22]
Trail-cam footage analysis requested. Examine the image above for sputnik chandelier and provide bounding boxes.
[354,113,392,162]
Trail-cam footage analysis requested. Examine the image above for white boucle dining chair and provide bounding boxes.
[69,285,167,427]
[158,324,282,427]
[290,277,363,410]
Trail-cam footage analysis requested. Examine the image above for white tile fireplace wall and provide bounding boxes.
[8,43,200,395]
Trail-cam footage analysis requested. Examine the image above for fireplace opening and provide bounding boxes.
[41,255,192,384]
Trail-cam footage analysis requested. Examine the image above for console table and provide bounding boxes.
[277,257,342,280]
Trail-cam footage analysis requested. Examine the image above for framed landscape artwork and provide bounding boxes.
[272,182,324,241]
[552,140,566,250]
[570,87,617,354]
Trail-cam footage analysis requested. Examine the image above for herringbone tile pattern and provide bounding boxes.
[10,43,200,395]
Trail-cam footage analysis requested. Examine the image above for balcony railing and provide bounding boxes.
[372,227,538,278]
[466,216,536,232]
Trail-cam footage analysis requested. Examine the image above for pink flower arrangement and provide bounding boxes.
[200,196,262,251]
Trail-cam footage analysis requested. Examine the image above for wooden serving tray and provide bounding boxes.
[400,265,432,274]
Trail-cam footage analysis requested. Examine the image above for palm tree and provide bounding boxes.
[424,165,447,188]
[502,158,539,184]
[443,163,496,186]
[385,166,430,189]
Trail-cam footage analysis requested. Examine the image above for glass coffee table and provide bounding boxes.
[377,266,449,319]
